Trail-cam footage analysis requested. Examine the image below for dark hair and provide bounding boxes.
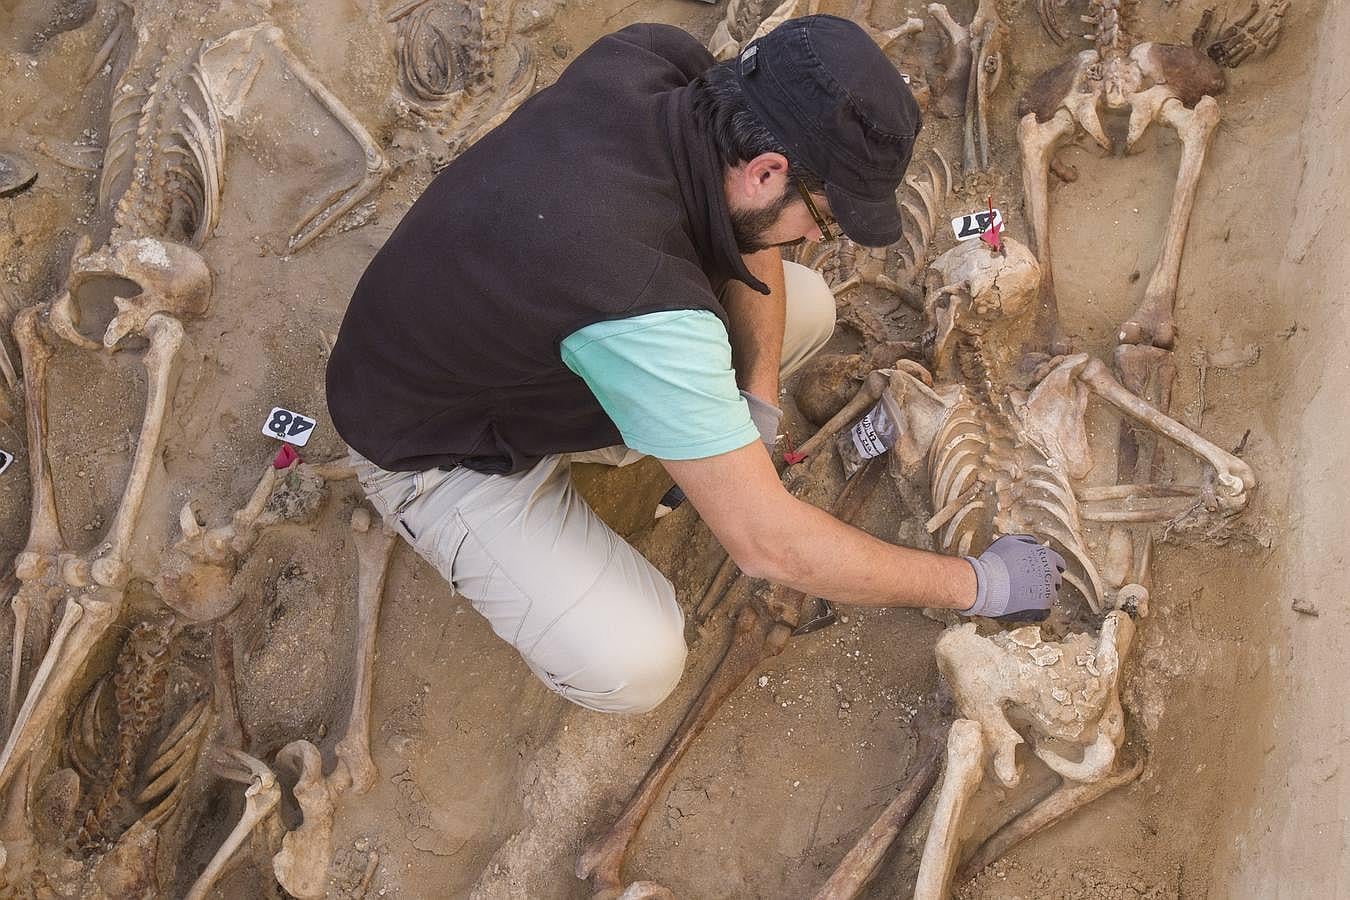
[689,60,825,193]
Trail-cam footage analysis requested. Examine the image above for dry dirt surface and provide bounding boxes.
[0,0,1344,898]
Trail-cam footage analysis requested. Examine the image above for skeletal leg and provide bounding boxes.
[185,750,281,900]
[0,596,85,793]
[926,4,971,120]
[332,507,396,795]
[578,458,883,895]
[213,627,247,750]
[11,308,60,564]
[965,3,1005,172]
[272,740,338,899]
[1114,344,1177,481]
[93,313,186,588]
[957,757,1143,882]
[576,606,791,895]
[913,719,986,900]
[1077,357,1254,510]
[8,308,63,727]
[1017,109,1077,343]
[694,552,741,622]
[1119,96,1221,350]
[813,713,947,899]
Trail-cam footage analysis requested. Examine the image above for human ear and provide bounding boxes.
[744,152,789,196]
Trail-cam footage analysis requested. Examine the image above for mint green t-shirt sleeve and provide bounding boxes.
[561,310,761,459]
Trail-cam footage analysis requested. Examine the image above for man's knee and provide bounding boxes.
[782,262,837,374]
[554,614,688,715]
[602,627,688,714]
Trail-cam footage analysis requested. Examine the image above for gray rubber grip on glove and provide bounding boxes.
[963,534,1066,619]
[740,389,783,449]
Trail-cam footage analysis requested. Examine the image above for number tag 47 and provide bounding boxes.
[951,208,1004,241]
[262,407,317,447]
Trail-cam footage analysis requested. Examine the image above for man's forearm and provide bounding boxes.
[666,442,977,611]
[723,248,787,402]
[751,495,977,610]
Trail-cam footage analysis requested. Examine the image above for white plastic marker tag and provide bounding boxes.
[951,208,1003,241]
[262,407,317,447]
[0,449,12,475]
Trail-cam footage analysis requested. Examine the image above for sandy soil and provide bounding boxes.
[0,0,1342,897]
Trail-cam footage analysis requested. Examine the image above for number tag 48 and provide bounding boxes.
[262,407,317,447]
[951,208,1004,241]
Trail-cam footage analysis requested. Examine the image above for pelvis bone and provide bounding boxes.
[53,237,211,350]
[937,613,1134,789]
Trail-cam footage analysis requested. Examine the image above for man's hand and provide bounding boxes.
[963,534,1067,622]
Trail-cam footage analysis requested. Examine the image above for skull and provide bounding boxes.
[925,237,1040,370]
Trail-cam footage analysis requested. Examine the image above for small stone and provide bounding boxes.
[757,675,769,687]
[791,780,800,788]
[1291,598,1319,616]
[1052,687,1071,704]
[354,836,371,852]
[838,700,850,709]
[1029,646,1063,666]
[1007,626,1042,648]
[840,615,849,624]
[552,41,572,59]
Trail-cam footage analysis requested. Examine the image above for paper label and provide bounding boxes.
[951,208,1004,241]
[261,407,317,447]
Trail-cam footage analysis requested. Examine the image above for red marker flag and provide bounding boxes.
[272,443,299,469]
[980,195,1003,252]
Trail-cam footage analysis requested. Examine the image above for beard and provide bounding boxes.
[730,183,796,254]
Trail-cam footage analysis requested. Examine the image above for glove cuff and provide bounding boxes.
[740,389,783,448]
[962,553,1010,618]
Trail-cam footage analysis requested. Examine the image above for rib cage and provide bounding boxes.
[926,337,1108,612]
[98,10,225,249]
[71,621,174,849]
[898,148,957,276]
[800,147,955,289]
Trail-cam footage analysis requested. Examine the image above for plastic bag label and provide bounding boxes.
[850,401,894,460]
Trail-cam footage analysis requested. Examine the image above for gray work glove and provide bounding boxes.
[963,534,1066,622]
[740,389,783,449]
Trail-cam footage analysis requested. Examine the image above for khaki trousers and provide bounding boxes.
[353,261,835,713]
